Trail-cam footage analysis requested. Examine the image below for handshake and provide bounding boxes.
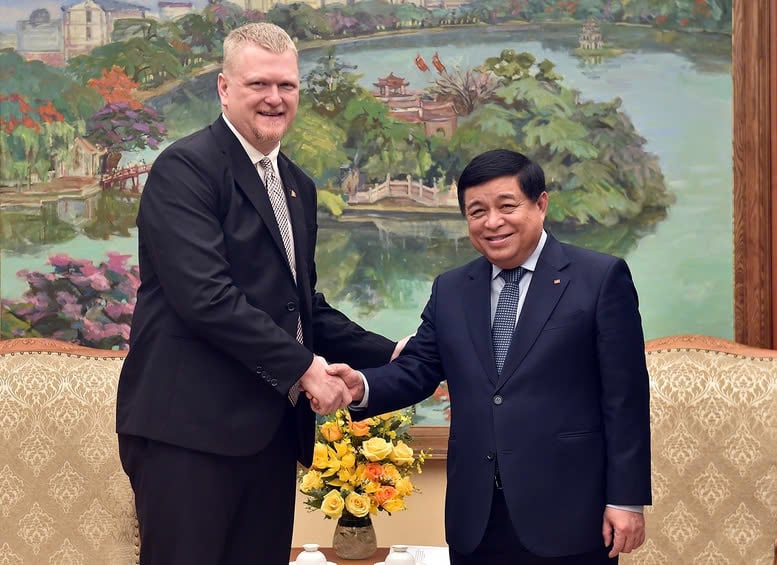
[299,356,362,415]
[299,335,412,415]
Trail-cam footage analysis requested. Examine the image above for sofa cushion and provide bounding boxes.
[0,339,137,565]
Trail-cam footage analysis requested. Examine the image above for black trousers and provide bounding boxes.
[119,410,297,565]
[450,486,617,565]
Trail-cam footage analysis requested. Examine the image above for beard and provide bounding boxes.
[251,121,289,150]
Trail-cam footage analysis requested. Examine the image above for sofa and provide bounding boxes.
[0,335,775,564]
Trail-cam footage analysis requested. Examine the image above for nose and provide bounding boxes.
[264,85,282,105]
[483,209,504,229]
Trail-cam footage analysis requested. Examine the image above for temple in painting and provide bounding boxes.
[372,72,457,138]
[578,18,604,50]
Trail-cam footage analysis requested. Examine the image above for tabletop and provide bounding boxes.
[290,547,390,565]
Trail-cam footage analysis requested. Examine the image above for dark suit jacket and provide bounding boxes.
[116,116,394,466]
[361,235,651,557]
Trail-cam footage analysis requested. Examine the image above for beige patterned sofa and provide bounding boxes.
[0,336,775,564]
[0,339,137,565]
[624,335,777,565]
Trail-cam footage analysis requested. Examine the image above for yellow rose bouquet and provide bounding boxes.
[298,408,426,521]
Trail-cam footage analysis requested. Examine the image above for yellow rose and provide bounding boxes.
[321,490,344,519]
[344,492,371,518]
[382,463,400,482]
[300,470,324,492]
[320,421,343,442]
[312,443,328,470]
[382,497,406,513]
[361,437,393,461]
[390,441,414,465]
[378,411,397,421]
[333,441,351,458]
[395,476,413,497]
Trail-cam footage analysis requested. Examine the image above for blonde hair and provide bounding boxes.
[222,23,297,73]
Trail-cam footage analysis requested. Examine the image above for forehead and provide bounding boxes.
[464,175,526,205]
[229,44,299,79]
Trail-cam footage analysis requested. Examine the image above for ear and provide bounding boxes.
[537,191,549,213]
[217,73,228,104]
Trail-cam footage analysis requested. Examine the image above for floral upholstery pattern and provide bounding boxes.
[623,335,777,565]
[0,339,137,565]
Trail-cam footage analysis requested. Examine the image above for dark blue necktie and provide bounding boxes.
[492,267,525,375]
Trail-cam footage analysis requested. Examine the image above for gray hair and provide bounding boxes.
[222,23,297,73]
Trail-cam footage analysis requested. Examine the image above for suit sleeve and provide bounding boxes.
[360,277,446,417]
[596,258,652,506]
[137,147,314,385]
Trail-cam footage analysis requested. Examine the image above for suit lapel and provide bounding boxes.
[213,118,295,283]
[463,257,500,384]
[497,236,570,388]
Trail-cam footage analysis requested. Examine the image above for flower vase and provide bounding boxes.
[332,513,377,560]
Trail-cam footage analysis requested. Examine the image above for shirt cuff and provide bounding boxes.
[350,371,369,409]
[607,504,643,514]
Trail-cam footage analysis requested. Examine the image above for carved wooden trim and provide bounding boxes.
[646,333,777,358]
[733,0,774,347]
[772,0,777,347]
[408,425,449,459]
[0,337,128,357]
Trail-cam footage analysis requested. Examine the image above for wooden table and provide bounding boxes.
[290,547,390,564]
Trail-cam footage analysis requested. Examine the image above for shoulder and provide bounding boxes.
[437,256,489,284]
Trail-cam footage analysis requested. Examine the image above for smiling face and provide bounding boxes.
[217,43,299,154]
[463,175,548,270]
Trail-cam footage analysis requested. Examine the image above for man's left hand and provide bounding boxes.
[602,507,645,558]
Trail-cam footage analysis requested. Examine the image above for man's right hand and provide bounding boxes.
[299,356,352,414]
[326,363,365,403]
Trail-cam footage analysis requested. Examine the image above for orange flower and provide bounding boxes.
[364,462,383,481]
[374,485,397,507]
[320,421,343,442]
[349,419,371,437]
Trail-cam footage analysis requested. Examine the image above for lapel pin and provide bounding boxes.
[553,279,561,285]
[290,190,297,198]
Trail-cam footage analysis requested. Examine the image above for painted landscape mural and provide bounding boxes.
[0,0,732,423]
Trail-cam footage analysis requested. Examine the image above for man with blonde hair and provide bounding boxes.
[117,22,400,565]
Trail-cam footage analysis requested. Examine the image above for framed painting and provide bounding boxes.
[2,0,765,458]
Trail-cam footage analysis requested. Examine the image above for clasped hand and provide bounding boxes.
[299,357,363,415]
[301,335,410,415]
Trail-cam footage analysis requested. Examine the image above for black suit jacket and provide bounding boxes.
[116,117,394,465]
[360,235,651,557]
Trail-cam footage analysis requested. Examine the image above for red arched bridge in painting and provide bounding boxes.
[100,163,151,191]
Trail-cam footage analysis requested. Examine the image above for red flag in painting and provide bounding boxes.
[432,51,446,73]
[415,53,429,72]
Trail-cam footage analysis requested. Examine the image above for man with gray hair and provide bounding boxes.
[117,22,400,564]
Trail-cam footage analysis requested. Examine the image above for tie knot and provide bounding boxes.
[258,157,272,172]
[499,267,525,285]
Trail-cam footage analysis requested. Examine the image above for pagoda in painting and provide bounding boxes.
[578,18,604,50]
[372,72,457,138]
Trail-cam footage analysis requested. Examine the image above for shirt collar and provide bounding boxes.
[491,229,547,281]
[221,113,280,169]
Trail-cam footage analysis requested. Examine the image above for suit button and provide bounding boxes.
[486,453,495,461]
[270,379,278,386]
[286,302,296,312]
[493,395,503,405]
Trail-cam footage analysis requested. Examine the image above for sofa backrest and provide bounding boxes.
[0,339,137,565]
[623,335,777,565]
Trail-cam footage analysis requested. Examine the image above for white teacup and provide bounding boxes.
[384,544,415,565]
[294,543,327,565]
